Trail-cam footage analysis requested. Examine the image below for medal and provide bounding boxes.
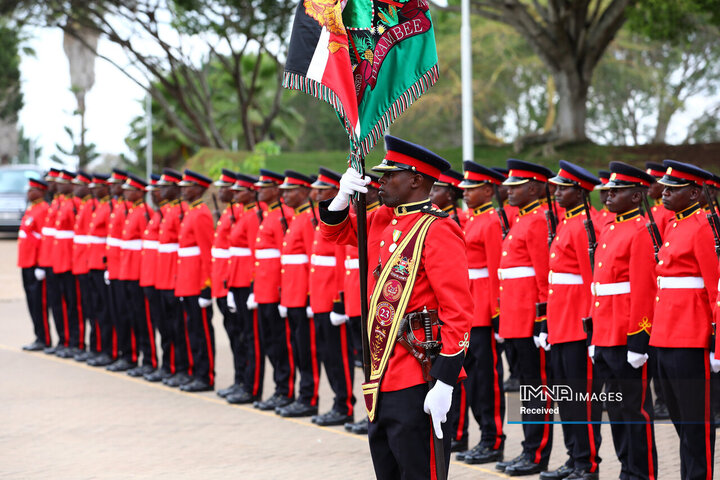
[389,229,401,253]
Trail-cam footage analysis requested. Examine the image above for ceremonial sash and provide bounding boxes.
[362,214,437,421]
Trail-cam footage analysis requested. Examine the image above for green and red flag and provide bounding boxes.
[283,0,439,161]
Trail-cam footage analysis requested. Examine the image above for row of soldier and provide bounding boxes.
[17,156,720,479]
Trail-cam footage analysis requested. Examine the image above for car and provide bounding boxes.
[0,164,46,232]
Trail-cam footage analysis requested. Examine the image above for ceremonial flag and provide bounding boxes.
[283,0,439,160]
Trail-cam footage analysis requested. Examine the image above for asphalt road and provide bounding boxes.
[0,237,704,478]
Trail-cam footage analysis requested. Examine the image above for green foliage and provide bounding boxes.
[16,127,42,165]
[0,21,23,122]
[51,123,100,169]
[627,0,720,42]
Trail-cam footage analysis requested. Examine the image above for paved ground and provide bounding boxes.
[0,237,711,478]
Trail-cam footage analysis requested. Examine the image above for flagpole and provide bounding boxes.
[355,156,372,383]
[461,0,473,161]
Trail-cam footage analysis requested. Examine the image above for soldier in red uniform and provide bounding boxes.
[452,162,506,465]
[320,136,473,479]
[70,171,95,361]
[225,173,262,404]
[275,170,319,418]
[120,174,157,378]
[645,162,675,236]
[594,171,614,228]
[495,159,554,476]
[19,178,50,351]
[85,174,115,367]
[430,169,466,227]
[176,170,215,392]
[543,161,602,480]
[588,162,658,480]
[52,170,83,359]
[251,169,296,410]
[211,170,243,398]
[652,160,717,480]
[309,167,356,427]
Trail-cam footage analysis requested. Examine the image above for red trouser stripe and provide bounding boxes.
[95,321,101,352]
[309,316,320,406]
[112,327,117,359]
[184,310,194,376]
[704,354,712,480]
[490,334,504,449]
[201,306,214,385]
[252,309,261,395]
[144,297,157,368]
[429,418,438,480]
[41,279,50,345]
[585,355,598,472]
[130,328,137,362]
[639,364,656,480]
[170,344,176,374]
[534,347,552,464]
[61,296,69,347]
[285,317,295,398]
[75,278,85,349]
[455,382,466,441]
[339,323,353,416]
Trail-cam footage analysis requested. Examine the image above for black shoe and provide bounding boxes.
[144,368,172,382]
[164,372,193,387]
[106,358,136,372]
[87,353,113,367]
[226,389,258,404]
[56,347,79,359]
[540,462,575,479]
[653,401,670,420]
[354,359,363,368]
[350,417,369,435]
[127,365,155,377]
[464,445,503,464]
[180,379,213,392]
[504,377,520,392]
[714,412,720,428]
[22,340,47,351]
[566,470,599,480]
[505,457,547,476]
[496,454,526,472]
[254,393,293,411]
[217,383,244,398]
[276,401,318,418]
[43,345,58,354]
[451,437,468,453]
[73,351,92,362]
[313,410,353,427]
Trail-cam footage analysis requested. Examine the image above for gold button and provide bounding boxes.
[281,269,285,274]
[508,235,512,240]
[346,271,351,276]
[595,301,600,307]
[602,244,606,249]
[391,219,397,225]
[313,241,317,245]
[656,296,660,302]
[311,268,315,273]
[673,222,677,228]
[664,242,669,247]
[598,262,602,267]
[549,289,553,295]
[550,253,555,258]
[499,286,503,291]
[502,251,507,256]
[516,218,519,223]
[282,242,287,246]
[259,226,263,230]
[610,225,615,230]
[380,241,385,247]
[211,258,215,262]
[346,255,350,259]
[286,229,291,234]
[563,220,567,224]
[254,262,259,266]
[658,260,664,265]
[256,238,260,242]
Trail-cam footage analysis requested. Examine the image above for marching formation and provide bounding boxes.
[16,138,720,479]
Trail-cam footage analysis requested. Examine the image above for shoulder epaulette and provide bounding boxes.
[421,203,449,218]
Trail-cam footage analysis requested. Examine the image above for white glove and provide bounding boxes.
[588,345,595,364]
[103,270,110,285]
[306,305,314,318]
[533,336,541,349]
[538,332,550,351]
[34,268,46,281]
[198,297,212,308]
[423,380,454,439]
[246,292,257,310]
[328,168,370,211]
[710,352,720,373]
[278,305,288,318]
[227,291,237,313]
[627,350,648,369]
[494,332,504,344]
[330,311,349,326]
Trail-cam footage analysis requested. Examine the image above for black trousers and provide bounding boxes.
[551,340,602,473]
[369,383,451,480]
[504,339,521,381]
[655,347,715,480]
[594,345,657,480]
[139,286,160,369]
[144,287,170,373]
[56,271,81,349]
[451,326,506,450]
[348,315,364,366]
[288,307,321,406]
[232,287,264,398]
[316,312,355,416]
[108,279,133,361]
[259,302,295,399]
[159,289,187,374]
[120,280,148,365]
[506,337,554,465]
[647,346,665,407]
[22,267,50,345]
[44,267,64,346]
[180,295,215,385]
[87,270,113,356]
[76,273,94,351]
[217,295,245,385]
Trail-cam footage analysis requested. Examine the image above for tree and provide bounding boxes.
[0,20,23,164]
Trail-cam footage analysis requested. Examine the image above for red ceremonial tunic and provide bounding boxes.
[309,225,345,314]
[17,199,48,268]
[119,200,149,281]
[547,205,598,344]
[139,204,162,288]
[155,200,183,291]
[106,199,128,280]
[498,200,550,339]
[37,196,60,269]
[211,204,240,298]
[175,199,213,297]
[651,200,674,239]
[588,209,656,349]
[71,196,94,275]
[252,202,292,304]
[280,203,315,308]
[464,202,502,328]
[52,195,79,274]
[321,199,473,392]
[228,203,261,289]
[344,202,380,318]
[595,207,613,227]
[87,197,110,271]
[651,204,718,349]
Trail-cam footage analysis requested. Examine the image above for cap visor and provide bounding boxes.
[604,180,636,189]
[658,176,692,187]
[213,180,233,187]
[502,177,530,186]
[370,163,402,173]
